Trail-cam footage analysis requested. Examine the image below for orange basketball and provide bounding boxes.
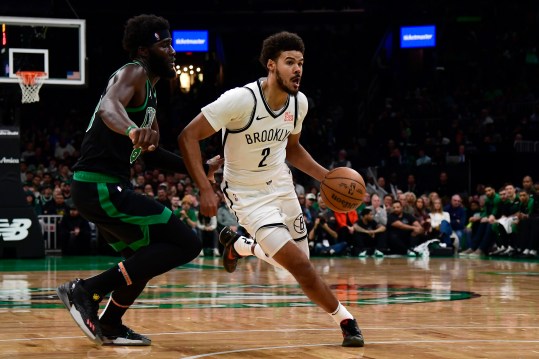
[320,167,366,213]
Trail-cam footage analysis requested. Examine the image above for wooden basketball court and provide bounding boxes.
[1,255,538,358]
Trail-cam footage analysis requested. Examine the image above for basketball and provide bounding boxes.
[320,167,366,213]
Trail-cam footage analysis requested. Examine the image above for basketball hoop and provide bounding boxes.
[16,71,47,104]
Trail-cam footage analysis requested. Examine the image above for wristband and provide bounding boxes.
[125,125,138,136]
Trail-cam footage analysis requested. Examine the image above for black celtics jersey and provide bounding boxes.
[73,62,156,181]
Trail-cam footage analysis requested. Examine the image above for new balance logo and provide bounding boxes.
[0,219,32,241]
[256,115,268,121]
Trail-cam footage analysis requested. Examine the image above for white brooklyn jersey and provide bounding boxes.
[202,78,308,185]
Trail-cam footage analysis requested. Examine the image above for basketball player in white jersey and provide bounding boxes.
[178,31,364,347]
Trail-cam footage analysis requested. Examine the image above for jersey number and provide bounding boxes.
[258,147,270,167]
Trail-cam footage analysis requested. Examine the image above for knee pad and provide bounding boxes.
[256,226,292,258]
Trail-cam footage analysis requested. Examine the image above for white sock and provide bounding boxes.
[238,239,286,270]
[234,237,295,270]
[233,236,255,257]
[330,302,354,324]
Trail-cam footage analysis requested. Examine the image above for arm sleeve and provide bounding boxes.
[380,209,388,226]
[209,216,217,230]
[196,219,205,230]
[443,212,451,223]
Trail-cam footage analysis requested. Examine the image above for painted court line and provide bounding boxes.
[1,325,539,343]
[180,339,539,359]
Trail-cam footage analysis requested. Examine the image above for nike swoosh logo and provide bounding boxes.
[256,115,268,121]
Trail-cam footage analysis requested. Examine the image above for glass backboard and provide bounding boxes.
[0,16,86,85]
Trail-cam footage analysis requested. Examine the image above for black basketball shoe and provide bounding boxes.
[56,279,103,345]
[219,226,243,273]
[340,318,365,347]
[101,323,151,346]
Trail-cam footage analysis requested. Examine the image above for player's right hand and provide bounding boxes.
[129,127,159,152]
[198,189,219,217]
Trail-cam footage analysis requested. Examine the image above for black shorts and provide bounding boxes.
[71,171,196,253]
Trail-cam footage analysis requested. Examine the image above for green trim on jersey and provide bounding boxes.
[96,183,172,251]
[74,171,121,183]
[107,61,154,113]
[126,80,154,112]
[126,60,155,113]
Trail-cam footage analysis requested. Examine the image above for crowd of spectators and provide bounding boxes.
[16,38,539,258]
[14,3,539,260]
[303,173,538,260]
[19,120,539,260]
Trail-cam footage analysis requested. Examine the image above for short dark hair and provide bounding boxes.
[123,14,170,58]
[361,208,372,216]
[259,31,305,69]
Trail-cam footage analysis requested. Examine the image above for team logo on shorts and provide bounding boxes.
[293,214,305,234]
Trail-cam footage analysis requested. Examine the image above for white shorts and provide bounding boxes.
[221,166,308,243]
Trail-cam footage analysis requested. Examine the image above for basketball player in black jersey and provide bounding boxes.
[56,14,221,346]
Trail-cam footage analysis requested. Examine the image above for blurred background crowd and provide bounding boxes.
[2,0,539,258]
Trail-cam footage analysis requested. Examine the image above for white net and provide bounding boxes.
[16,72,47,104]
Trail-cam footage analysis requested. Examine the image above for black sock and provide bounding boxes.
[82,264,126,301]
[82,242,191,301]
[100,280,147,327]
[122,242,196,279]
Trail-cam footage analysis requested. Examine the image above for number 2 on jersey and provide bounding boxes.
[258,147,270,167]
